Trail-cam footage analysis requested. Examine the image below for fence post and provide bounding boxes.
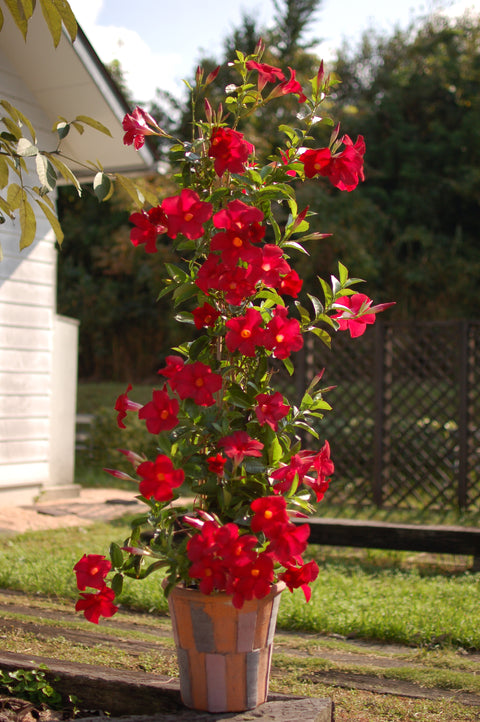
[373,321,386,507]
[458,321,469,509]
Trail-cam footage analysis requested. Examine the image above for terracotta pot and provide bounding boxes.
[167,581,285,713]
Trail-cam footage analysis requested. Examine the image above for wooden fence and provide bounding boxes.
[294,320,480,511]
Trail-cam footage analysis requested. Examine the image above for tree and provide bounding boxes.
[317,12,480,318]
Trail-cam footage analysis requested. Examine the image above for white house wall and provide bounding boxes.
[0,45,78,505]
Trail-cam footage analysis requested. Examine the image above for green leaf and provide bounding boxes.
[0,7,4,32]
[35,154,57,191]
[110,572,124,596]
[35,198,64,246]
[226,384,251,409]
[93,171,114,202]
[75,115,112,137]
[45,153,82,195]
[281,356,294,376]
[110,542,124,568]
[310,327,332,347]
[187,335,210,360]
[308,293,324,318]
[55,121,70,139]
[16,137,38,156]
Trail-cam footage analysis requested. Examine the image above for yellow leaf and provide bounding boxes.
[115,175,145,206]
[36,198,64,246]
[38,0,62,46]
[19,196,36,250]
[45,153,81,195]
[74,115,112,137]
[52,0,76,42]
[7,183,23,210]
[0,195,15,219]
[0,7,4,33]
[3,0,28,40]
[0,157,9,190]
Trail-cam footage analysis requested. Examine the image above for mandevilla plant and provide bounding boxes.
[74,40,394,622]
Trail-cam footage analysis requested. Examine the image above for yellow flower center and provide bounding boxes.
[156,472,166,482]
[195,378,204,387]
[240,329,251,339]
[160,410,169,419]
[90,566,99,575]
[251,568,260,578]
[233,236,243,247]
[184,212,194,222]
[264,510,273,519]
[275,333,285,343]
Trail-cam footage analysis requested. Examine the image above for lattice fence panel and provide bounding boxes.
[304,329,377,506]
[465,323,480,509]
[381,322,462,510]
[290,320,480,512]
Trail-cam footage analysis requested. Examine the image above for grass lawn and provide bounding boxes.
[0,517,478,650]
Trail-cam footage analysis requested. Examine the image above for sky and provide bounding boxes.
[69,0,480,103]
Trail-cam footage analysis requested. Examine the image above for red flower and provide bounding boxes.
[174,361,222,406]
[300,135,366,191]
[207,453,227,475]
[246,60,285,90]
[279,149,297,177]
[279,559,319,602]
[276,67,306,102]
[129,206,167,253]
[266,522,310,565]
[138,389,179,433]
[122,106,157,149]
[192,302,220,330]
[332,293,376,338]
[74,554,111,591]
[114,384,142,429]
[279,268,303,298]
[75,585,118,624]
[161,189,213,240]
[270,453,313,494]
[213,199,264,233]
[208,127,254,176]
[137,453,185,501]
[210,230,262,266]
[227,552,274,609]
[215,263,260,306]
[259,245,290,288]
[195,253,224,294]
[303,441,334,502]
[218,431,264,467]
[264,305,303,359]
[157,355,185,385]
[225,307,265,357]
[250,495,289,536]
[254,392,290,431]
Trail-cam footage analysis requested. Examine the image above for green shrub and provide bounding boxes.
[82,406,159,474]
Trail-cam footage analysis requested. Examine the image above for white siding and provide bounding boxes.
[0,46,78,504]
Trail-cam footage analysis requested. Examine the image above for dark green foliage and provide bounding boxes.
[56,184,193,380]
[328,13,480,318]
